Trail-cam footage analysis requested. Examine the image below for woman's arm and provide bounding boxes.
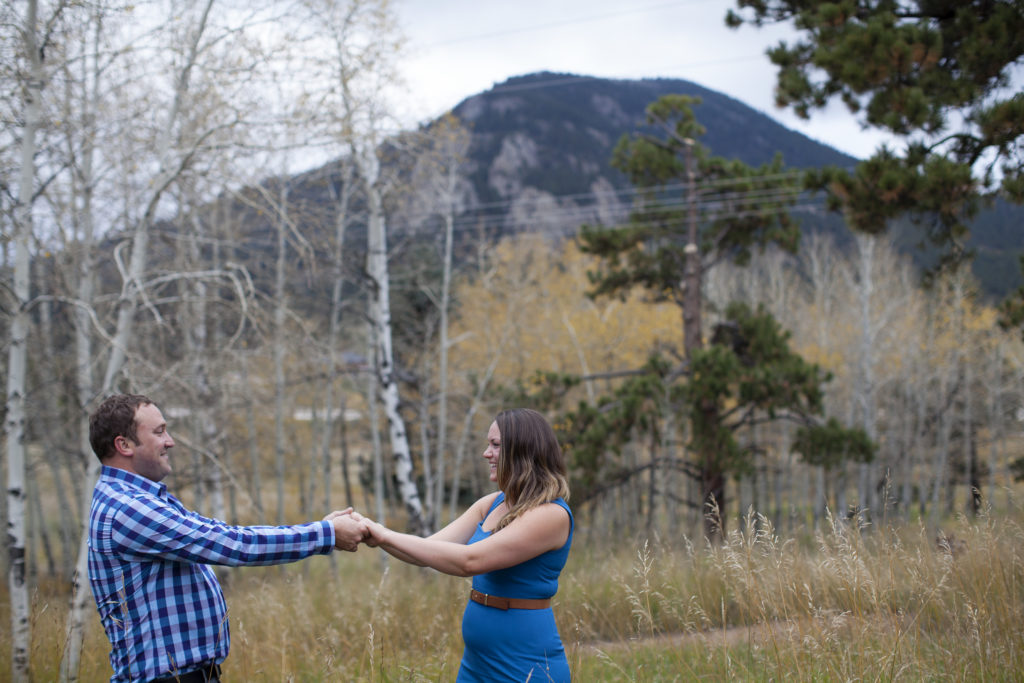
[355,492,499,566]
[365,502,569,577]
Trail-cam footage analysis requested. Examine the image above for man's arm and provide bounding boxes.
[110,494,337,566]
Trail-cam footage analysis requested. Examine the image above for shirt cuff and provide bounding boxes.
[320,520,335,553]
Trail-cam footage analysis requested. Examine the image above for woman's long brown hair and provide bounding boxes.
[493,408,570,532]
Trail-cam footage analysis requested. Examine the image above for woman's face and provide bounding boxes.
[482,421,501,483]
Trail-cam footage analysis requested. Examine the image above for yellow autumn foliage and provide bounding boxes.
[447,234,682,393]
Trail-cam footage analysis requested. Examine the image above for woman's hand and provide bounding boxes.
[362,518,390,548]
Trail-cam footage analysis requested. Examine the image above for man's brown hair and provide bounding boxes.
[89,394,154,462]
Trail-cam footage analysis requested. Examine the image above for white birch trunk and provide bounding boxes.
[929,274,967,524]
[367,340,387,571]
[36,258,77,575]
[242,356,265,523]
[319,169,354,537]
[963,359,974,514]
[7,1,43,678]
[273,181,289,523]
[62,3,219,678]
[803,233,839,526]
[988,343,1004,508]
[406,117,472,526]
[6,78,34,683]
[362,149,429,534]
[435,205,455,523]
[448,344,505,520]
[929,373,955,525]
[853,233,878,517]
[186,207,225,521]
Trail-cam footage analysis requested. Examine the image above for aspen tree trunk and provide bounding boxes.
[62,3,219,677]
[775,425,790,533]
[1005,363,1022,511]
[303,0,416,527]
[339,393,354,509]
[69,17,97,531]
[7,1,44,677]
[815,467,828,524]
[414,117,472,524]
[28,466,57,579]
[419,398,435,529]
[680,140,721,542]
[963,360,976,515]
[273,180,289,524]
[434,203,456,523]
[448,344,506,520]
[804,234,838,527]
[36,259,77,576]
[242,357,265,523]
[185,206,224,521]
[662,411,679,537]
[0,235,6,583]
[319,170,354,541]
[837,405,853,517]
[988,343,1004,508]
[6,73,34,683]
[853,233,879,518]
[930,274,967,525]
[361,148,429,535]
[929,373,955,525]
[367,342,388,570]
[62,16,101,681]
[645,431,657,535]
[429,123,469,522]
[897,385,919,518]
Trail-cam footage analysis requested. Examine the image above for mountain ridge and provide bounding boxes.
[434,71,1020,298]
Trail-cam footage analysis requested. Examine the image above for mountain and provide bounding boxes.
[437,71,853,238]
[432,71,1021,299]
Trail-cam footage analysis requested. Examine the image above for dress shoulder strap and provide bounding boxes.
[552,497,574,537]
[485,491,505,515]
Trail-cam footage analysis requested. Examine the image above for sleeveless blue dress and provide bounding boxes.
[457,493,573,683]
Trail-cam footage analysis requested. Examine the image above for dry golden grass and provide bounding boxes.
[4,506,1023,681]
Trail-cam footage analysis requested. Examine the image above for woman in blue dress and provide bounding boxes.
[363,408,573,682]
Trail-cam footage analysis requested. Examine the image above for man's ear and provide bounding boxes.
[114,435,134,457]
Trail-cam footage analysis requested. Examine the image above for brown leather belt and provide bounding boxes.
[470,589,551,610]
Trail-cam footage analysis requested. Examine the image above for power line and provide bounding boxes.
[389,169,829,236]
[410,187,829,237]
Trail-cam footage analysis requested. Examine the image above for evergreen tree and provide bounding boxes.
[567,96,871,542]
[726,0,1024,276]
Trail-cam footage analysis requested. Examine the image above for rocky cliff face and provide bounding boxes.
[446,71,856,238]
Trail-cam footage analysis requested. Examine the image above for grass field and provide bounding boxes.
[5,505,1024,682]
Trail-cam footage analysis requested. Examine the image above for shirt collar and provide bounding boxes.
[100,465,168,498]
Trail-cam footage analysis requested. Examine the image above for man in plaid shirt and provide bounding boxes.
[87,393,367,683]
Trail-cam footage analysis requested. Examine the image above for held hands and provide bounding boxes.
[346,510,390,548]
[322,508,390,551]
[323,508,368,552]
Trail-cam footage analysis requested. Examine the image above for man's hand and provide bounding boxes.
[324,508,369,551]
[345,510,382,547]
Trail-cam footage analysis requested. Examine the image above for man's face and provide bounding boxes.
[125,403,175,482]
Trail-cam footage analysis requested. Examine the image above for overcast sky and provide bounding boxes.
[394,0,897,161]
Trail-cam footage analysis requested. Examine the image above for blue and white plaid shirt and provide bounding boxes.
[88,466,335,682]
